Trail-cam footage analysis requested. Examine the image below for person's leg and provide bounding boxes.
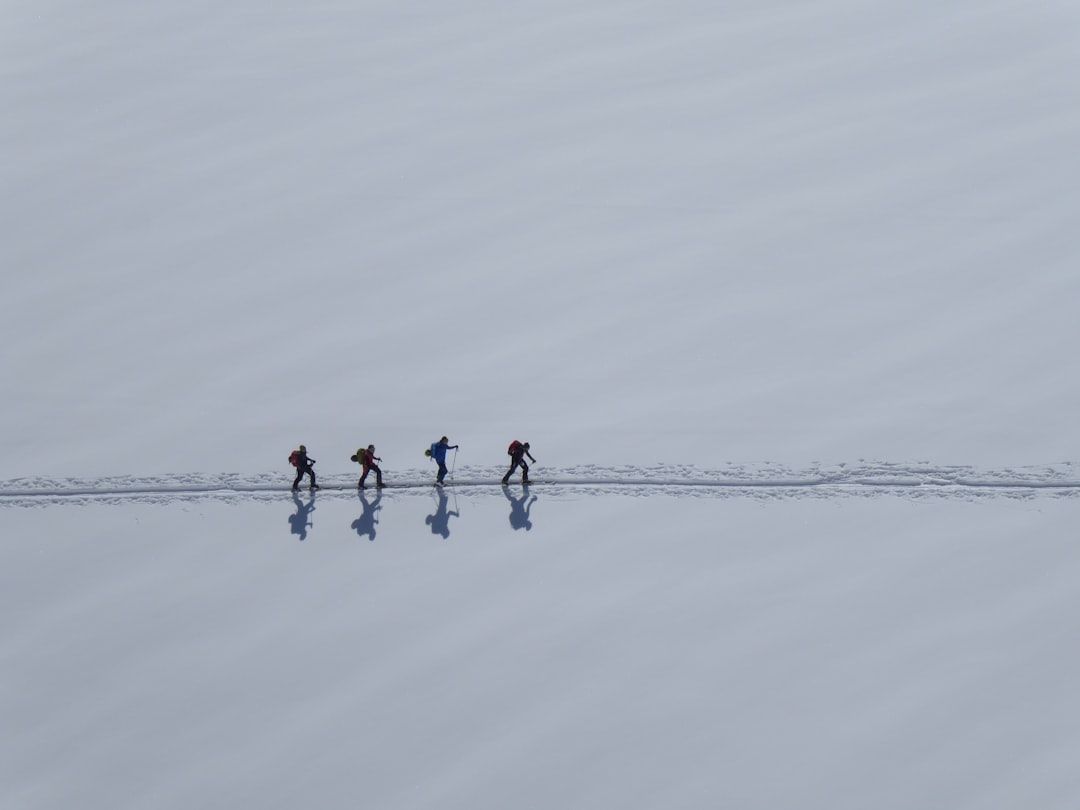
[359,466,369,488]
[374,464,384,486]
[502,458,520,484]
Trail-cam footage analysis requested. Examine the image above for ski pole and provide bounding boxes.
[450,447,458,480]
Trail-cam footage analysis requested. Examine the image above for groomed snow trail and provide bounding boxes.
[3,463,1079,507]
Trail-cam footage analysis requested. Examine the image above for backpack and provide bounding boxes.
[288,450,300,467]
[508,440,522,456]
[356,447,369,465]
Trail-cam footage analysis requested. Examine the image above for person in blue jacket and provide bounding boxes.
[429,436,459,486]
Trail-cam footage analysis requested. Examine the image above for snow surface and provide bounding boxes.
[3,1,1080,808]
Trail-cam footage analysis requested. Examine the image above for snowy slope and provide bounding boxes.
[3,1,1079,477]
[4,490,1080,810]
[3,1,1080,809]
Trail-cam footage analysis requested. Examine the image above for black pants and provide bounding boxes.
[293,465,316,489]
[502,456,529,483]
[359,463,383,487]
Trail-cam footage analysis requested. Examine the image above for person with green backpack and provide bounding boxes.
[352,444,384,489]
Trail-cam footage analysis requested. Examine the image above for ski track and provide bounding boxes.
[2,463,1079,508]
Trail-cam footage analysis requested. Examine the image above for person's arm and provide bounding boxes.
[527,450,536,463]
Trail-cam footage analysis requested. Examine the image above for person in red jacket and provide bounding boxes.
[354,444,385,489]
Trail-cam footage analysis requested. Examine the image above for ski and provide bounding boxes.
[287,480,554,493]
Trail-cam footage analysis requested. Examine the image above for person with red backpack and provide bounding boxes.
[502,440,536,485]
[352,444,385,489]
[289,445,318,491]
